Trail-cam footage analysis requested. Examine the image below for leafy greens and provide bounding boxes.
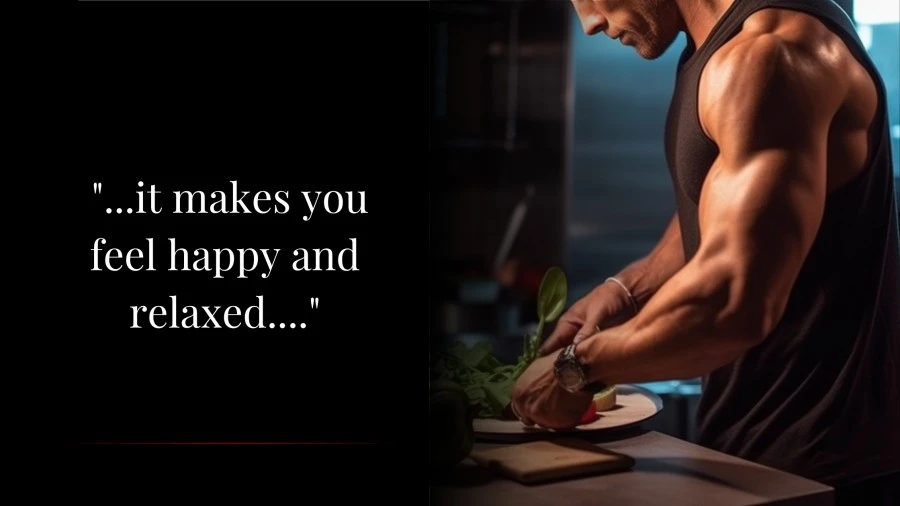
[432,267,569,419]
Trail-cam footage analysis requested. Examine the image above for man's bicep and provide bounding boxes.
[694,146,826,333]
[698,149,825,277]
[694,37,836,326]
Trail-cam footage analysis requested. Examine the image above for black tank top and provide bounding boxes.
[664,0,900,487]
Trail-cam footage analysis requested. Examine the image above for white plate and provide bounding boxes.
[473,384,663,438]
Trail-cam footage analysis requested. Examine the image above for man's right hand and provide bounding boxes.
[539,280,636,356]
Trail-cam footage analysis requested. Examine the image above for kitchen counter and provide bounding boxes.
[431,429,834,506]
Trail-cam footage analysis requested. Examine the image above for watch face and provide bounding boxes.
[558,364,585,390]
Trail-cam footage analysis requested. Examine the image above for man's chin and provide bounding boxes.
[634,39,671,60]
[632,42,657,59]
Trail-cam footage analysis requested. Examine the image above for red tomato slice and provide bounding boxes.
[579,400,599,425]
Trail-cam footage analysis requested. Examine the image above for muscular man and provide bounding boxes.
[510,0,899,502]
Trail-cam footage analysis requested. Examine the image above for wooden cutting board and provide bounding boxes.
[469,439,636,485]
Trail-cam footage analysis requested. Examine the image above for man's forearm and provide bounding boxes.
[578,252,766,385]
[613,215,685,309]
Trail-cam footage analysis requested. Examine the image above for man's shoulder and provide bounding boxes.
[705,8,862,92]
[695,9,859,150]
[699,9,855,123]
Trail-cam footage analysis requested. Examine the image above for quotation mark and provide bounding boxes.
[310,297,319,309]
[93,182,102,194]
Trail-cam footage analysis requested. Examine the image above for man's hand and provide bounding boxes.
[539,281,633,356]
[540,215,685,357]
[510,354,594,429]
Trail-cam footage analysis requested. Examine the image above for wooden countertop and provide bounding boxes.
[431,429,834,506]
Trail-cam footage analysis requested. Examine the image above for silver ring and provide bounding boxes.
[510,402,522,420]
[512,405,533,426]
[511,402,528,424]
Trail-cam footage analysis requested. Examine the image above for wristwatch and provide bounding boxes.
[554,343,607,393]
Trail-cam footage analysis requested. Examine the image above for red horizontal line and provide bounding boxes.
[80,441,382,446]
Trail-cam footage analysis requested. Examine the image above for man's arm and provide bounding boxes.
[614,213,685,309]
[576,35,841,384]
[540,214,684,354]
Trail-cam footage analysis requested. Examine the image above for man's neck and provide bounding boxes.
[676,0,737,49]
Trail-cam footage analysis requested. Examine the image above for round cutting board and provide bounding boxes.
[473,384,663,439]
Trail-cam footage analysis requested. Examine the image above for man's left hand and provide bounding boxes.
[510,354,594,429]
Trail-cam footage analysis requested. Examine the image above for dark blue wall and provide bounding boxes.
[566,11,686,299]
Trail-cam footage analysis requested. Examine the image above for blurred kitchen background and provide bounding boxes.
[430,0,900,442]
